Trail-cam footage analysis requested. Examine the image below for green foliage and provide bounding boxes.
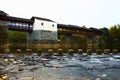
[99,27,109,33]
[109,24,120,40]
[98,35,107,49]
[108,24,120,49]
[99,24,120,50]
[109,25,118,39]
[8,31,27,53]
[58,34,87,51]
[8,31,27,40]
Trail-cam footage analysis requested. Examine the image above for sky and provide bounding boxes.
[0,0,120,28]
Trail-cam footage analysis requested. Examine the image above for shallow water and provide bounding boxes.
[0,53,120,80]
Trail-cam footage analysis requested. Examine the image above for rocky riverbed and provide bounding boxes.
[0,53,120,80]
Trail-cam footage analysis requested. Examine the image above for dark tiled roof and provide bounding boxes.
[8,16,33,23]
[57,24,69,28]
[90,27,105,34]
[0,10,8,16]
[58,24,92,32]
[31,16,55,22]
[68,25,92,32]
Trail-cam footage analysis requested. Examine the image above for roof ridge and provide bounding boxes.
[0,10,8,16]
[31,16,55,22]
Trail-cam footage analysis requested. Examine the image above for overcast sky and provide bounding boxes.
[1,0,120,28]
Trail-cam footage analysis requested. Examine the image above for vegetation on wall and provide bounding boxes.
[1,23,120,53]
[8,31,27,53]
[58,34,87,52]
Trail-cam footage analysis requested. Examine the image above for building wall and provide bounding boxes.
[7,31,101,53]
[0,22,9,53]
[33,19,57,31]
[87,36,100,52]
[27,18,58,42]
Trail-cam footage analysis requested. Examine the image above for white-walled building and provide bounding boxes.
[27,17,58,42]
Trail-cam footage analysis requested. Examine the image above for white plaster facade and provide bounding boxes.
[33,19,57,31]
[27,17,58,42]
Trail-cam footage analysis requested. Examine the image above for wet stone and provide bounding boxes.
[78,49,83,54]
[58,49,63,56]
[0,53,120,80]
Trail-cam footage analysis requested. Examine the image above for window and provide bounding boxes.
[18,23,22,29]
[12,22,16,26]
[23,23,26,27]
[8,22,11,26]
[16,23,19,26]
[41,22,44,26]
[52,24,54,27]
[26,24,28,27]
[30,25,33,28]
[19,23,22,27]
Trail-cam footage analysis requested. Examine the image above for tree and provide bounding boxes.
[109,25,118,39]
[99,24,120,50]
[108,24,120,49]
[98,27,109,49]
[82,25,86,28]
[99,27,109,33]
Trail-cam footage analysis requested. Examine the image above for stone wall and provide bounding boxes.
[27,30,58,42]
[0,23,9,53]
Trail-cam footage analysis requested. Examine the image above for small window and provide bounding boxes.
[19,23,22,27]
[12,22,16,26]
[52,24,54,27]
[26,24,28,27]
[8,22,11,26]
[19,23,22,26]
[30,25,33,27]
[41,22,44,26]
[16,23,19,26]
[23,23,26,27]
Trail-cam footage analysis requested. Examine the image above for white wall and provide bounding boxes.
[33,18,57,32]
[28,18,58,41]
